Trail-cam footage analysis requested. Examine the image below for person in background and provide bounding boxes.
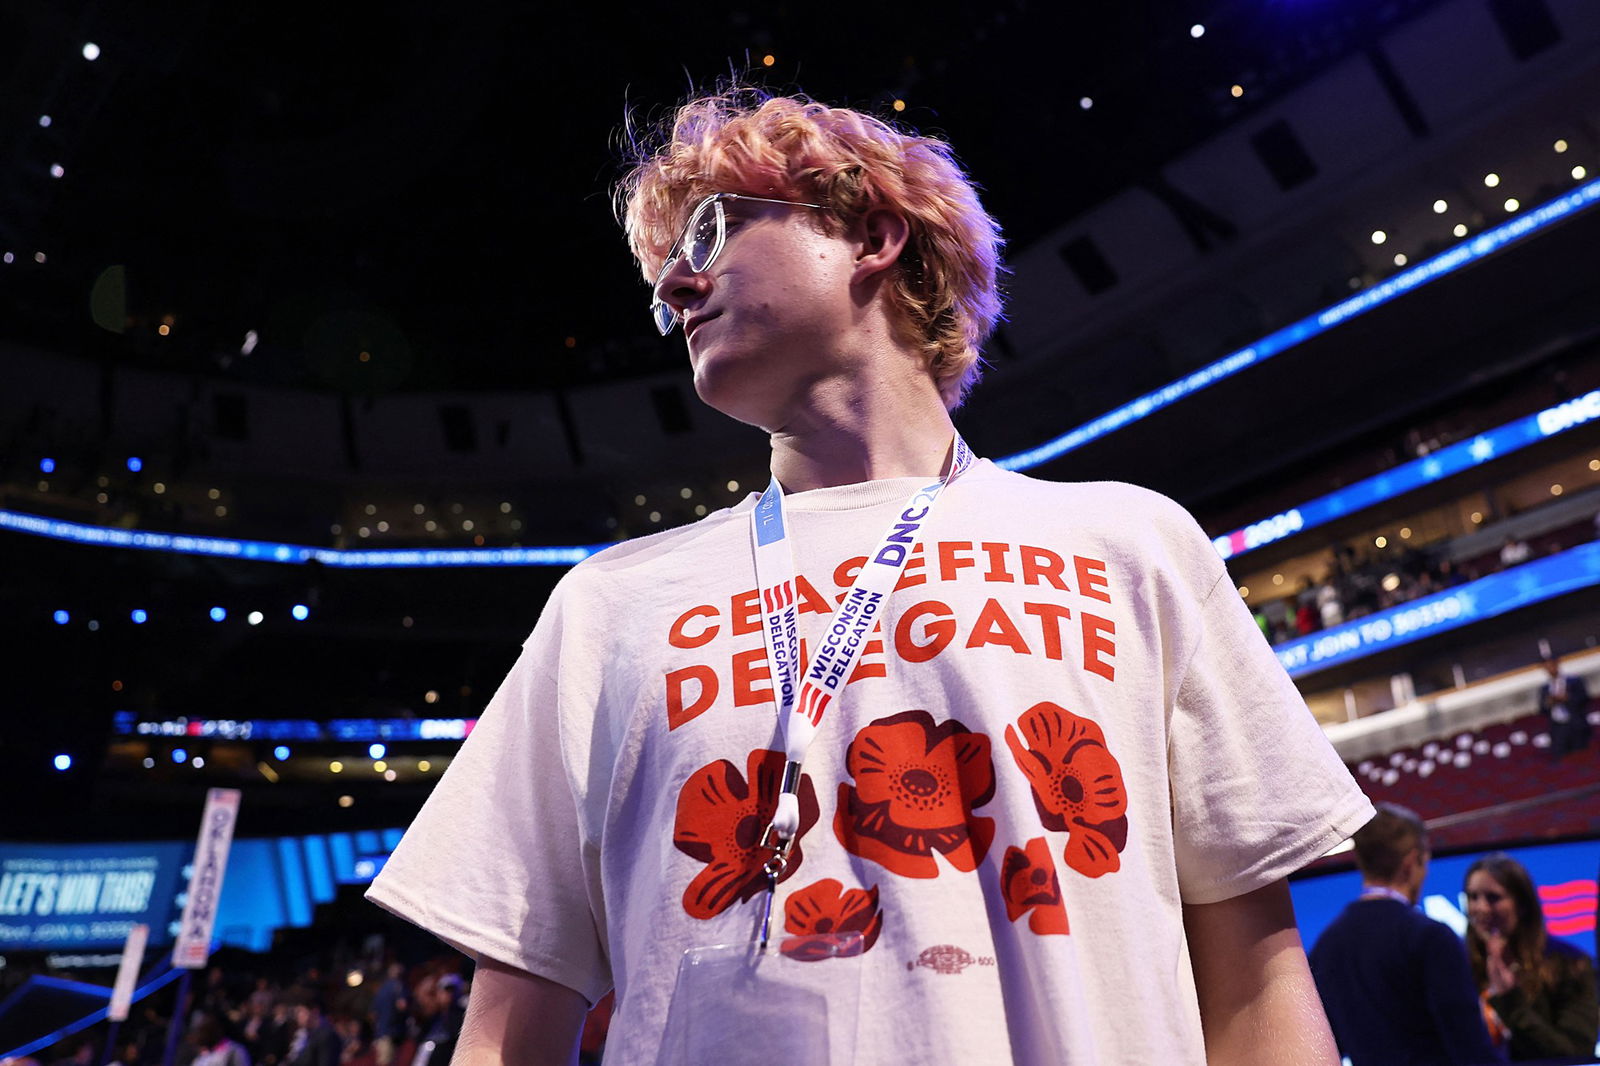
[1310,804,1502,1065]
[1499,537,1531,569]
[282,997,342,1066]
[1465,853,1599,1061]
[191,1015,252,1066]
[1316,578,1344,629]
[368,963,408,1066]
[1537,654,1592,759]
[408,973,466,1066]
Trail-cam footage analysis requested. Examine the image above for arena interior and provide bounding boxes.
[1,0,1598,1062]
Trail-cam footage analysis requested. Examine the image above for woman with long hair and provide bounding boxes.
[1464,852,1598,1060]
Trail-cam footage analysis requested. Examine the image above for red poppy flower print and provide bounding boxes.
[1004,701,1128,878]
[1000,837,1069,935]
[674,749,819,920]
[780,878,884,961]
[833,709,996,879]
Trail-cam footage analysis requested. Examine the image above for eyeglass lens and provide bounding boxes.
[651,199,725,334]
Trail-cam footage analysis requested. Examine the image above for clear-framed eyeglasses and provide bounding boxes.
[650,192,827,336]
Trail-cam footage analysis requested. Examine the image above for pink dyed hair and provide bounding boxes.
[617,91,1005,409]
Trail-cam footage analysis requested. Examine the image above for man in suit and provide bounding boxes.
[1310,803,1503,1065]
[1538,655,1591,758]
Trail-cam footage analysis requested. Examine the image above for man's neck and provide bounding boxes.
[766,366,958,492]
[1359,881,1414,904]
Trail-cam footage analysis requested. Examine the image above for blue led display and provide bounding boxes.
[1275,541,1600,678]
[0,509,602,568]
[1214,388,1600,560]
[116,716,477,743]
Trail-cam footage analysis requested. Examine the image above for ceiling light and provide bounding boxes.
[1393,254,1407,266]
[1189,24,1205,38]
[1553,139,1568,154]
[1230,85,1243,98]
[1503,198,1519,212]
[1452,223,1468,237]
[1370,230,1387,245]
[1432,199,1447,213]
[1483,173,1500,188]
[1573,165,1588,180]
[82,42,101,60]
[1079,97,1093,110]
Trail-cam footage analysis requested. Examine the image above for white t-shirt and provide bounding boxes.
[368,462,1373,1064]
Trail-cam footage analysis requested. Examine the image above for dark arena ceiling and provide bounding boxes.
[0,0,1442,394]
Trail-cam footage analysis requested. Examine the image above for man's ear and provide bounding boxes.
[850,209,911,284]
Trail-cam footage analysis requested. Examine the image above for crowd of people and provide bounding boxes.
[1311,803,1599,1064]
[3,952,472,1066]
[1249,521,1579,648]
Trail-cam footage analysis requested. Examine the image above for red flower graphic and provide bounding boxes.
[1004,701,1128,878]
[674,749,819,920]
[833,709,996,878]
[1000,837,1070,935]
[780,878,883,961]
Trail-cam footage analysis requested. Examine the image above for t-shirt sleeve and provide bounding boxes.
[1168,564,1375,905]
[365,582,610,1004]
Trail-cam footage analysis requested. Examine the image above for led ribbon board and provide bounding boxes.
[1213,388,1600,561]
[114,713,478,742]
[0,511,599,568]
[997,176,1600,472]
[1274,540,1600,678]
[3,180,1599,568]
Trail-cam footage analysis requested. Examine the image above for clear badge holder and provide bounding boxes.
[654,932,864,1065]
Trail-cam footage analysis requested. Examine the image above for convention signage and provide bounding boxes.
[171,788,241,969]
[108,923,149,1022]
[0,842,185,950]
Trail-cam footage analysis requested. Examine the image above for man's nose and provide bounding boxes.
[655,256,711,317]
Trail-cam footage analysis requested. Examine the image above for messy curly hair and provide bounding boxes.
[616,89,1005,410]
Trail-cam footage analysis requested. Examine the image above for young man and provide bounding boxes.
[1309,803,1502,1065]
[368,91,1374,1063]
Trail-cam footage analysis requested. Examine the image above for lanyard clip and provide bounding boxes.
[758,821,795,877]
